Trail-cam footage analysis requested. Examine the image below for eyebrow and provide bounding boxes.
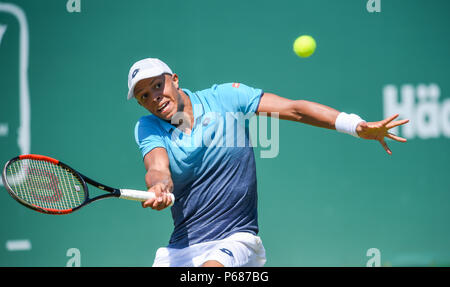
[135,78,158,96]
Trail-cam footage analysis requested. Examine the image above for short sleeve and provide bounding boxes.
[134,116,166,158]
[212,83,263,114]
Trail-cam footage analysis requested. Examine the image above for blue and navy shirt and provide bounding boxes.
[134,83,263,248]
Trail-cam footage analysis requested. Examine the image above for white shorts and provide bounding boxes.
[152,232,266,267]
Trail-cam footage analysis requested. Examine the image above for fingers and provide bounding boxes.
[141,183,173,211]
[386,119,409,130]
[379,139,392,155]
[154,192,173,209]
[165,193,174,206]
[141,198,155,209]
[381,114,399,126]
[142,193,170,210]
[152,193,169,210]
[152,191,164,210]
[377,131,406,155]
[362,114,409,154]
[386,133,407,142]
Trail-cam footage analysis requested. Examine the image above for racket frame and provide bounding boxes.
[3,155,125,215]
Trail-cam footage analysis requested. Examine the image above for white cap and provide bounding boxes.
[127,58,173,100]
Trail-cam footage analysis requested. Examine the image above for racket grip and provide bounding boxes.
[119,189,175,206]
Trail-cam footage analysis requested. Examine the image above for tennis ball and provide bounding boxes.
[293,35,316,58]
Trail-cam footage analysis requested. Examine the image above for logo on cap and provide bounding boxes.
[220,248,234,257]
[132,68,140,79]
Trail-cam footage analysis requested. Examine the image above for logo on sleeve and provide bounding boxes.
[232,83,240,88]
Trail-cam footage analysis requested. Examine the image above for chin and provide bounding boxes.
[159,111,173,122]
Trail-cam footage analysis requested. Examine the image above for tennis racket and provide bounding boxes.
[2,154,175,215]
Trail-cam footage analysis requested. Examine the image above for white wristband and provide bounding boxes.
[335,112,366,138]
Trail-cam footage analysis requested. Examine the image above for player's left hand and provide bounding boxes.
[356,114,409,155]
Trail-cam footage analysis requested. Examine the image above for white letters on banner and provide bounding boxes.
[383,83,450,139]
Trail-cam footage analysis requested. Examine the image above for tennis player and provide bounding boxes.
[128,58,409,267]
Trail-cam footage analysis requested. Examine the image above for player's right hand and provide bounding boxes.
[141,182,173,211]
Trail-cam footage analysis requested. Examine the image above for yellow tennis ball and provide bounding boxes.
[293,35,316,58]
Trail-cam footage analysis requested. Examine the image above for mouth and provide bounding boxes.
[157,101,170,114]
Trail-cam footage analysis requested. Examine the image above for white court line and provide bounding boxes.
[0,3,31,155]
[6,239,32,251]
[0,123,8,136]
[0,24,6,45]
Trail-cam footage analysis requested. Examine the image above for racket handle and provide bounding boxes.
[119,189,175,206]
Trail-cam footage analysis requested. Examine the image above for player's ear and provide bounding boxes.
[171,73,180,89]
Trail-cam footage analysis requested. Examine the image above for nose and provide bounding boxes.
[151,93,163,103]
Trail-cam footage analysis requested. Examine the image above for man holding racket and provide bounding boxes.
[128,58,409,267]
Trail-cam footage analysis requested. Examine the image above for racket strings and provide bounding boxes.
[6,159,86,211]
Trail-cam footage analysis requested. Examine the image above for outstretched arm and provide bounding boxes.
[256,92,409,154]
[256,92,340,129]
